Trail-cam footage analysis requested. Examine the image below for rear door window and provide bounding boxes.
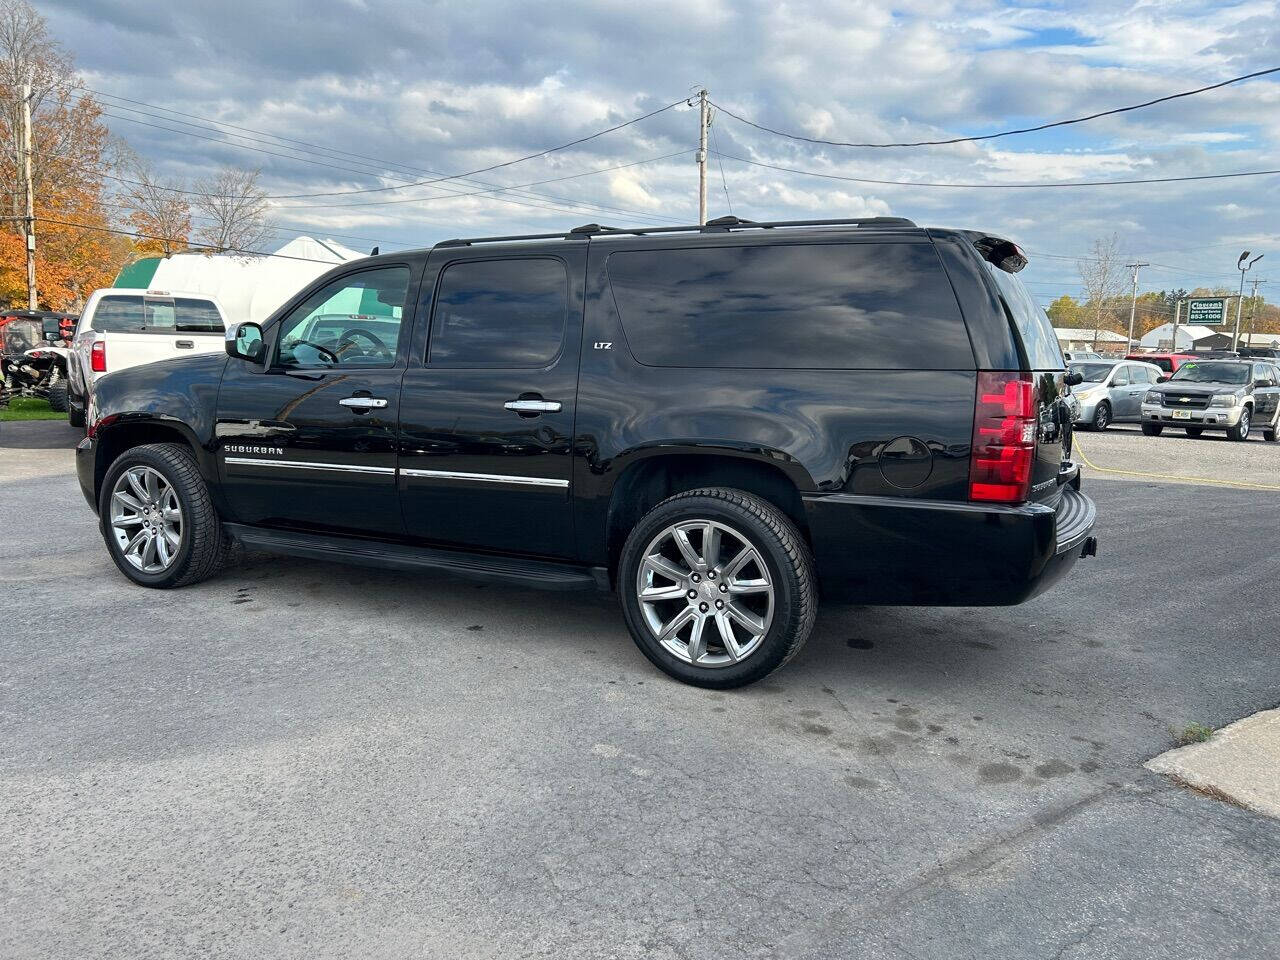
[982,264,1063,370]
[606,242,972,369]
[429,258,568,367]
[91,296,224,334]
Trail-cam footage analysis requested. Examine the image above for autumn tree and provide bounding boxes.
[0,0,126,309]
[120,153,191,257]
[193,166,273,253]
[1046,294,1082,327]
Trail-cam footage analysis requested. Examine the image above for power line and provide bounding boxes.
[261,98,687,199]
[708,117,734,217]
[708,66,1280,148]
[36,148,689,227]
[36,215,347,264]
[90,99,680,223]
[714,151,1280,189]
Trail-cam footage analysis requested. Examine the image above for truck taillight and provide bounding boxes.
[969,371,1036,504]
[90,339,106,372]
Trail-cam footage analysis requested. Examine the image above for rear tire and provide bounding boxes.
[98,443,233,589]
[618,487,816,689]
[1091,402,1111,431]
[46,382,68,412]
[1226,407,1252,442]
[67,393,85,428]
[1184,427,1203,438]
[1141,423,1163,437]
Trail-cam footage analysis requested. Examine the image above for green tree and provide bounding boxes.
[1046,294,1082,327]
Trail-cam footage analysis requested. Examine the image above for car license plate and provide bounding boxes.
[1173,409,1191,420]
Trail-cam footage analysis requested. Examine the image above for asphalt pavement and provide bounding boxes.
[2,420,1278,959]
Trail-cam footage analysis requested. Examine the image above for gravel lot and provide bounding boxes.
[3,420,1278,960]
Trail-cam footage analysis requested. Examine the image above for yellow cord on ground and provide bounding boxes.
[1073,437,1280,492]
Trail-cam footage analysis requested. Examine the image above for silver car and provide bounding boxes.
[1069,359,1165,430]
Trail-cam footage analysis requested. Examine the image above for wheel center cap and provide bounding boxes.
[699,581,718,602]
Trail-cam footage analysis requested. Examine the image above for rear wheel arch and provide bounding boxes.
[604,451,811,582]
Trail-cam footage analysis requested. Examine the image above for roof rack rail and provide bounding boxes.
[433,216,917,248]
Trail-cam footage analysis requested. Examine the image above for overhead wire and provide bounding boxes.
[707,66,1280,148]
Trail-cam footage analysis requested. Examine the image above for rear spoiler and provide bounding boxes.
[972,236,1028,274]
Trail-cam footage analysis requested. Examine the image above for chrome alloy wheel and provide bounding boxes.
[635,519,774,668]
[109,466,184,573]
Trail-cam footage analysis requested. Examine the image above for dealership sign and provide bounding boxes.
[1186,298,1227,325]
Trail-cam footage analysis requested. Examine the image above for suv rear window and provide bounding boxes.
[91,296,224,334]
[606,242,972,369]
[982,264,1063,370]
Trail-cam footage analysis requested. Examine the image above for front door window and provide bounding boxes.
[275,266,410,369]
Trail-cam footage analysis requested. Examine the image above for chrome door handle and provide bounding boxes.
[504,399,562,413]
[339,396,388,409]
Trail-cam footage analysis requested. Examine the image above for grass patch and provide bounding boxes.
[0,396,68,421]
[1174,723,1215,746]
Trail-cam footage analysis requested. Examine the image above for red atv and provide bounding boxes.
[0,310,77,412]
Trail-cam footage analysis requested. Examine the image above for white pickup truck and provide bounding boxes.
[66,288,228,427]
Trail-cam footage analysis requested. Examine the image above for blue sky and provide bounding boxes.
[42,0,1280,306]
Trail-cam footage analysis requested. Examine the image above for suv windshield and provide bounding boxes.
[1069,362,1114,383]
[1168,362,1249,385]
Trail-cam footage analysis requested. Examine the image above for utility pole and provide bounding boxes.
[1125,261,1148,352]
[1245,278,1267,348]
[1170,298,1181,353]
[20,81,37,310]
[696,88,709,225]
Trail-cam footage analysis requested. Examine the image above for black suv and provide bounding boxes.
[77,217,1096,688]
[1141,359,1280,441]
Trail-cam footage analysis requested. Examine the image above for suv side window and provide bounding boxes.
[275,266,410,369]
[1253,363,1270,383]
[428,258,568,368]
[1111,367,1129,386]
[606,242,971,370]
[1130,366,1150,384]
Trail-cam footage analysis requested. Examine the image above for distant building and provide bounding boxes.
[1137,323,1219,352]
[1053,327,1127,352]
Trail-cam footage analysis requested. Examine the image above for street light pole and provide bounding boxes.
[1125,261,1148,352]
[1233,251,1263,352]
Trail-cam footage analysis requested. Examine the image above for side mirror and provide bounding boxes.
[1157,375,1170,383]
[1064,372,1083,386]
[225,322,265,362]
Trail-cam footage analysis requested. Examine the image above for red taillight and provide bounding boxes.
[90,339,106,372]
[969,371,1036,503]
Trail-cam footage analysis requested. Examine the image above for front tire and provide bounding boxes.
[618,488,817,689]
[1185,426,1203,438]
[1141,423,1163,437]
[1092,402,1111,431]
[1226,407,1252,442]
[99,443,232,588]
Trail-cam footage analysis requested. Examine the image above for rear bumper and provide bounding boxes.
[76,436,97,512]
[804,482,1096,605]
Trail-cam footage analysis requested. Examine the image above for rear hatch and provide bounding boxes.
[85,293,226,379]
[978,256,1072,507]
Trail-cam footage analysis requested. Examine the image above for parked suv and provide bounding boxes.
[1141,359,1280,441]
[76,217,1096,688]
[66,288,228,428]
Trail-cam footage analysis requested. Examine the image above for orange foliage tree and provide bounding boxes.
[0,0,128,310]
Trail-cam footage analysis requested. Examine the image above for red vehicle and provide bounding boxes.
[1126,353,1196,376]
